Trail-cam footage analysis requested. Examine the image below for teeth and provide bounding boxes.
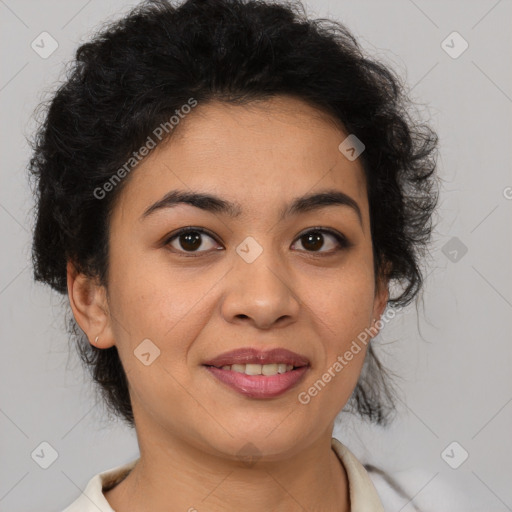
[277,363,288,374]
[219,363,294,375]
[245,364,263,375]
[262,364,278,375]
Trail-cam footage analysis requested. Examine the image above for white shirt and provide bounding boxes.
[62,437,385,511]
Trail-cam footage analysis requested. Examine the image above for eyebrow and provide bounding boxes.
[141,188,363,226]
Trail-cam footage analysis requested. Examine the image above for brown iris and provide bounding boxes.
[178,231,202,251]
[301,231,324,251]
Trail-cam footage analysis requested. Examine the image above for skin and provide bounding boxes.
[67,96,389,512]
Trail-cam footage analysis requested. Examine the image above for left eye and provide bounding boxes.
[291,228,348,254]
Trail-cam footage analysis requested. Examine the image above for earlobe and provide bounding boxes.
[371,269,391,337]
[375,283,390,320]
[66,260,115,349]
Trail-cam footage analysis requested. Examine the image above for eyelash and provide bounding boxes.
[163,226,351,258]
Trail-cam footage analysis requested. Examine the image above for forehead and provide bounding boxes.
[113,96,369,224]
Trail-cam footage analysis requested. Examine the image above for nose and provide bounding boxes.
[220,249,301,331]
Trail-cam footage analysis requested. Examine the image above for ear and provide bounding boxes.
[66,260,115,349]
[370,262,391,337]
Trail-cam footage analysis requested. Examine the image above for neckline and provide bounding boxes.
[97,438,384,511]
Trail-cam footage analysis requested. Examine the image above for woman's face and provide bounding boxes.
[93,96,388,459]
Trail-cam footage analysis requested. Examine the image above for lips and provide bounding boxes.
[202,348,310,399]
[202,347,310,368]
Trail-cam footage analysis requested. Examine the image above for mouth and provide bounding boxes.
[202,348,310,399]
[202,347,310,368]
[204,363,302,375]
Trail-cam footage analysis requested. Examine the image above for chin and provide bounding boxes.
[199,423,313,463]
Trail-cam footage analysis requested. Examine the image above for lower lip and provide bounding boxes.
[204,366,309,398]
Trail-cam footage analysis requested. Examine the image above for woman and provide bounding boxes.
[28,0,439,510]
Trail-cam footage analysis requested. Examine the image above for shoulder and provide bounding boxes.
[61,459,138,512]
[365,462,476,511]
[332,437,386,511]
[332,438,476,512]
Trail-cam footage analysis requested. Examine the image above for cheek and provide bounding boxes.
[106,264,215,424]
[108,230,205,333]
[297,264,374,406]
[304,262,375,341]
[109,268,210,357]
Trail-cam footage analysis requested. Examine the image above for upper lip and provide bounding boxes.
[203,348,310,368]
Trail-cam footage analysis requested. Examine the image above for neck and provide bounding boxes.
[104,424,350,512]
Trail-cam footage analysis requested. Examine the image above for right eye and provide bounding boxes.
[164,227,223,257]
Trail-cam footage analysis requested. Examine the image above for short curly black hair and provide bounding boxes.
[28,0,439,429]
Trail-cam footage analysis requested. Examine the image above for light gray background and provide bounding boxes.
[1,0,511,511]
